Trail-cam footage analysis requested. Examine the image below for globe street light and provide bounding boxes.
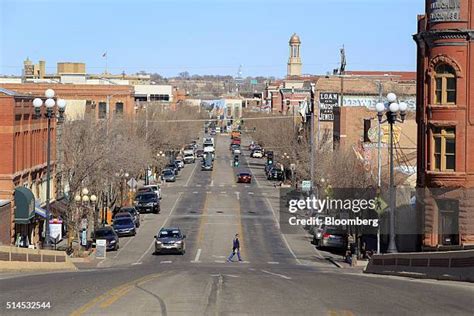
[32,89,67,249]
[376,93,407,253]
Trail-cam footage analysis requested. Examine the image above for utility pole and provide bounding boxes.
[377,80,382,254]
[310,83,316,196]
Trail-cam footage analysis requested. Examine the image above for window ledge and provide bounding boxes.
[427,104,458,109]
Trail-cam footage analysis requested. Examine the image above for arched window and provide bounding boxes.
[434,64,456,105]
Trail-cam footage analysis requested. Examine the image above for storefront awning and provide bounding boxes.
[14,187,35,224]
[34,202,47,219]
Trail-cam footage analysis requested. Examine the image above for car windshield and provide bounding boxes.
[113,218,133,225]
[95,229,114,237]
[136,193,156,201]
[158,230,181,238]
[163,170,173,176]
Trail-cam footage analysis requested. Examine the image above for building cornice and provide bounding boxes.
[414,29,474,47]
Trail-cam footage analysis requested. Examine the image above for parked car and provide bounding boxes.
[236,172,252,183]
[210,129,216,136]
[112,217,136,237]
[93,226,119,251]
[172,161,182,171]
[314,226,347,249]
[175,158,185,169]
[143,184,161,200]
[161,169,176,182]
[154,227,186,255]
[134,192,160,214]
[166,163,179,175]
[116,207,140,228]
[249,142,257,151]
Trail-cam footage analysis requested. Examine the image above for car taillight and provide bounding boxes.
[323,233,331,238]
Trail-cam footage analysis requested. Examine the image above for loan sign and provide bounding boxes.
[319,92,339,121]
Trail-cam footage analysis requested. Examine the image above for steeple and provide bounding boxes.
[287,33,302,77]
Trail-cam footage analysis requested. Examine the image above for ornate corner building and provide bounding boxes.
[414,0,474,249]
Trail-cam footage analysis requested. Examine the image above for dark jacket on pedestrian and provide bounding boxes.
[233,237,240,251]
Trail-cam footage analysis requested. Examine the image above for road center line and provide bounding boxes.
[193,248,202,262]
[184,162,198,187]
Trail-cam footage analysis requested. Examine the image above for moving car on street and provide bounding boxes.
[154,227,186,255]
[161,169,176,182]
[93,226,119,251]
[112,217,136,237]
[267,167,284,181]
[251,149,263,158]
[134,192,160,214]
[236,172,252,183]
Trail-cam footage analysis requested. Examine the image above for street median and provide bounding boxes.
[0,245,77,272]
[364,250,474,282]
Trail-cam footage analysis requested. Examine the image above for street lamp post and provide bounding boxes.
[33,89,66,249]
[375,93,407,253]
[74,188,97,248]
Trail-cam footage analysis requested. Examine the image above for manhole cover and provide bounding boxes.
[216,211,224,214]
[248,211,255,214]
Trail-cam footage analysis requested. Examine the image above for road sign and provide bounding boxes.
[96,239,106,259]
[301,180,312,192]
[127,177,138,189]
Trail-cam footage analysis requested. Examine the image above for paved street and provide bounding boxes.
[1,135,474,315]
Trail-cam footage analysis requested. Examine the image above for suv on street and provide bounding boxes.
[154,227,186,255]
[134,192,160,214]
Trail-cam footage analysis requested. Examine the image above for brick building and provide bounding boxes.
[414,0,474,249]
[0,83,135,121]
[0,88,55,246]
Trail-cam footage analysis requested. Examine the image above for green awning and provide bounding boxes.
[14,187,35,224]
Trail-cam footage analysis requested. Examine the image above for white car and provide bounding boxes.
[144,184,162,200]
[252,150,263,158]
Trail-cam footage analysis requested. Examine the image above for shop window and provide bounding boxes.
[149,94,169,102]
[434,64,456,105]
[432,127,455,172]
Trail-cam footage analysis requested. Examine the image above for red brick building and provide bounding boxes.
[0,83,135,120]
[0,88,55,246]
[414,0,474,249]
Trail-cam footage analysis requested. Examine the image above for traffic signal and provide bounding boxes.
[267,151,274,166]
[233,155,239,167]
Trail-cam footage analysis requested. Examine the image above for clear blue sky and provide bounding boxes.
[0,0,425,78]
